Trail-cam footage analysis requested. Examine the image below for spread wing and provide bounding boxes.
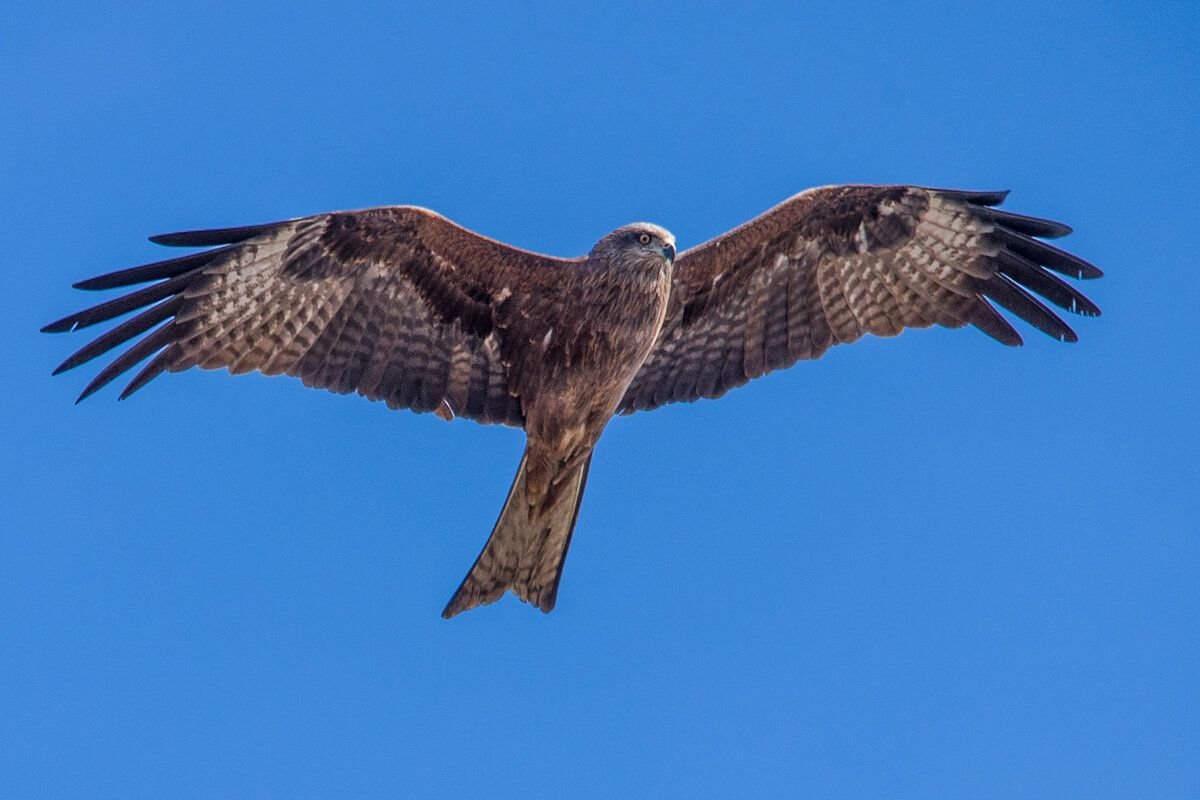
[44,206,577,427]
[619,185,1102,414]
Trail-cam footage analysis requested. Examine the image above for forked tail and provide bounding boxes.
[442,445,593,618]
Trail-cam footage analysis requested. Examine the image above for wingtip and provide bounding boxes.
[441,592,467,619]
[148,223,276,248]
[73,276,112,290]
[933,187,1011,208]
[75,375,110,404]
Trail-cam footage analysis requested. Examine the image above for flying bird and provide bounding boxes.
[44,185,1102,617]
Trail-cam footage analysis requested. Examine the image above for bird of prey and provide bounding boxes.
[44,184,1102,617]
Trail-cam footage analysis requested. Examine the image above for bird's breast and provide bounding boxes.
[579,265,670,352]
[518,266,671,442]
[535,268,668,382]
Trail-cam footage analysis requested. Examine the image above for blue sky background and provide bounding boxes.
[3,2,1197,797]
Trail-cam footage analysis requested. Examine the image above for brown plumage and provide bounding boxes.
[44,185,1102,616]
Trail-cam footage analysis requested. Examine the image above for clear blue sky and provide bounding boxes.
[3,2,1197,797]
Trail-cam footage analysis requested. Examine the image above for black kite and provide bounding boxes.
[44,185,1102,616]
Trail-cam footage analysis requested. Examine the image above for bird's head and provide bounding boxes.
[589,223,676,271]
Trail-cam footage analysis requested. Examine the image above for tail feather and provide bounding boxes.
[442,447,592,618]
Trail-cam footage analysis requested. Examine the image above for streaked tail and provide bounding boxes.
[442,445,593,618]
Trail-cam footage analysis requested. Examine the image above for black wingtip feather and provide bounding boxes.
[985,274,1079,344]
[995,250,1102,318]
[72,247,230,291]
[73,323,177,403]
[971,298,1024,347]
[51,295,184,375]
[936,188,1010,207]
[42,271,197,334]
[119,350,174,400]
[41,318,77,334]
[49,216,289,403]
[149,222,275,247]
[984,208,1074,239]
[994,228,1104,280]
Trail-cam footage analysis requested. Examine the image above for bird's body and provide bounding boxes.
[443,224,676,615]
[45,185,1102,616]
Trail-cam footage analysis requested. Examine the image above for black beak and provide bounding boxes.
[663,243,675,264]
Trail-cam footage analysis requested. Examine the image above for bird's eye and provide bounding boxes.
[638,233,652,245]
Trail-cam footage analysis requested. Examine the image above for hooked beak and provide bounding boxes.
[662,242,676,264]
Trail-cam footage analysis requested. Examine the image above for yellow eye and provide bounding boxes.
[638,233,652,245]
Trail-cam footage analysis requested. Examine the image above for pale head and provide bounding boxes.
[588,223,676,270]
